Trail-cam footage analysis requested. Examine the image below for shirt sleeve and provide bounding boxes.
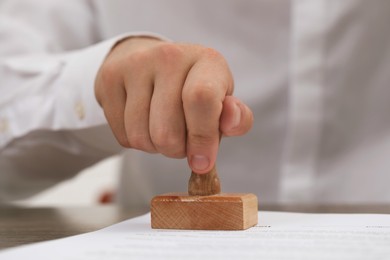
[0,35,137,147]
[0,0,166,201]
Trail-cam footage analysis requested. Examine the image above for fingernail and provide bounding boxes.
[232,103,241,129]
[191,155,210,172]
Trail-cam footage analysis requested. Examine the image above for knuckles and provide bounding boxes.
[153,43,185,65]
[126,42,185,70]
[122,48,153,71]
[151,128,186,158]
[124,130,185,158]
[200,47,224,61]
[183,80,220,107]
[187,132,216,147]
[127,134,157,153]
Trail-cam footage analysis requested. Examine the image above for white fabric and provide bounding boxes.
[1,0,390,205]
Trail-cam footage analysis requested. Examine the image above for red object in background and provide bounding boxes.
[98,190,115,204]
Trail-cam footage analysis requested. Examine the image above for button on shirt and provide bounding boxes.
[1,0,390,205]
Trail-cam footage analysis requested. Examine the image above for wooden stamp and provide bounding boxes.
[151,165,258,230]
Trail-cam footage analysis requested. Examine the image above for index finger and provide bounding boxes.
[182,51,233,174]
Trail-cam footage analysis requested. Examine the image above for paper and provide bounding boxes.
[1,211,390,259]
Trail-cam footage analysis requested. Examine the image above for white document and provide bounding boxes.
[1,211,390,259]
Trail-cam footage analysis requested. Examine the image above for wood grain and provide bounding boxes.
[188,165,221,196]
[151,193,258,230]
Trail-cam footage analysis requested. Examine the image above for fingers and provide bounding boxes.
[220,96,253,137]
[183,52,233,174]
[149,46,188,158]
[123,57,157,153]
[97,40,250,170]
[95,66,129,147]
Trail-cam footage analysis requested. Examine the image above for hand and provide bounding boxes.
[95,37,253,174]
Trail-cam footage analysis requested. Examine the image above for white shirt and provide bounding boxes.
[1,0,390,205]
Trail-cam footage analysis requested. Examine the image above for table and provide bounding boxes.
[0,206,148,250]
[1,204,390,250]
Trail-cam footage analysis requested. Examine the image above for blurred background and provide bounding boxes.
[15,156,120,207]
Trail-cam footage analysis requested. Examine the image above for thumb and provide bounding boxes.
[220,96,253,137]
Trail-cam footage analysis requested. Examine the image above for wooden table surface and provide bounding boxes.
[1,204,390,250]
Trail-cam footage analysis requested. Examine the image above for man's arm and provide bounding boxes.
[0,1,253,201]
[0,1,153,201]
